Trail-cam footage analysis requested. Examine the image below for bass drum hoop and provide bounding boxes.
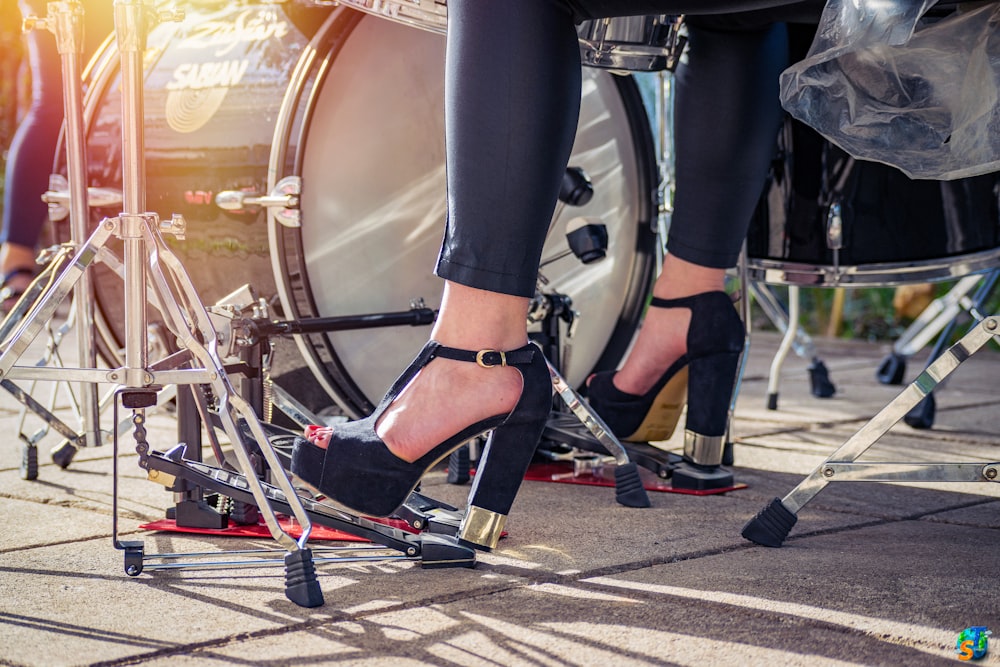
[268,8,658,418]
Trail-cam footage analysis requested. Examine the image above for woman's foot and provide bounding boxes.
[305,357,524,463]
[599,254,726,396]
[586,256,744,450]
[305,281,531,463]
[290,339,552,523]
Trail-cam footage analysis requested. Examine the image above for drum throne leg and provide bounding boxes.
[742,314,1000,547]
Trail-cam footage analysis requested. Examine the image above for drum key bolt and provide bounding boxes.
[985,466,998,481]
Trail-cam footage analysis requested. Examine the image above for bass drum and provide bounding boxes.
[80,4,658,418]
[270,8,658,416]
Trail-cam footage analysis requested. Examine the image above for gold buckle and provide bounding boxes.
[475,349,506,368]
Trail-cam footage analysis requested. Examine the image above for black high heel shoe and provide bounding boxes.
[586,291,745,467]
[291,340,551,550]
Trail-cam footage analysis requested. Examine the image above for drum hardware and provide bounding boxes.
[894,270,999,430]
[15,1,102,463]
[761,283,837,411]
[42,174,123,221]
[18,2,662,597]
[876,269,1000,388]
[742,314,1000,548]
[746,112,1000,412]
[577,15,686,73]
[214,176,302,228]
[333,2,685,73]
[3,0,338,607]
[749,281,835,408]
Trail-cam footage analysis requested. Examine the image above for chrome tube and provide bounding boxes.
[113,0,148,387]
[53,1,101,446]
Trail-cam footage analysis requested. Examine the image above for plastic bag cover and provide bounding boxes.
[780,0,1000,180]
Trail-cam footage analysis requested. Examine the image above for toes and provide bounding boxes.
[303,424,333,449]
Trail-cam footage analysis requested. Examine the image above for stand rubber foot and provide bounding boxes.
[904,393,936,430]
[613,462,651,507]
[20,444,38,480]
[767,393,778,410]
[876,351,906,385]
[50,441,77,469]
[671,462,733,491]
[808,358,836,398]
[284,548,324,608]
[742,497,797,547]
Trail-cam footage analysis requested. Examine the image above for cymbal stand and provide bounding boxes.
[0,0,324,607]
[5,2,103,479]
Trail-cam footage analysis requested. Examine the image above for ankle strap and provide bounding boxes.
[433,342,537,368]
[649,291,736,310]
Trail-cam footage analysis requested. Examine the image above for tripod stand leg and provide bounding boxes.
[0,224,115,372]
[742,315,1000,547]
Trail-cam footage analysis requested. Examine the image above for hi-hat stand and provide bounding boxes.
[1,0,334,607]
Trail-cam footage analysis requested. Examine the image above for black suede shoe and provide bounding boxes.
[291,341,551,548]
[586,291,745,466]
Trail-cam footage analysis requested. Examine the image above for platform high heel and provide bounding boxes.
[586,291,745,467]
[291,340,551,548]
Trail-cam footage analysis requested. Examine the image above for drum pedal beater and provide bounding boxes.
[0,0,322,607]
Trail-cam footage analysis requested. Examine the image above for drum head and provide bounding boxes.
[272,10,657,416]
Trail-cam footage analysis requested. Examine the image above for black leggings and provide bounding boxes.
[436,0,823,297]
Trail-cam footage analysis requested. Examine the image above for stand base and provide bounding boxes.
[174,499,229,529]
[540,413,741,493]
[671,462,734,491]
[141,448,477,568]
[523,460,746,496]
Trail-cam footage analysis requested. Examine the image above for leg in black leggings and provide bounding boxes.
[437,0,818,296]
[2,1,63,250]
[297,0,822,525]
[668,18,789,268]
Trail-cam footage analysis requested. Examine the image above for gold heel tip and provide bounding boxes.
[458,506,507,551]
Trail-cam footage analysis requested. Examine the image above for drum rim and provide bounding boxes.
[267,8,659,418]
[746,245,1000,287]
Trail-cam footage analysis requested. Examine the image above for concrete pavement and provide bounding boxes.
[1,330,998,666]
